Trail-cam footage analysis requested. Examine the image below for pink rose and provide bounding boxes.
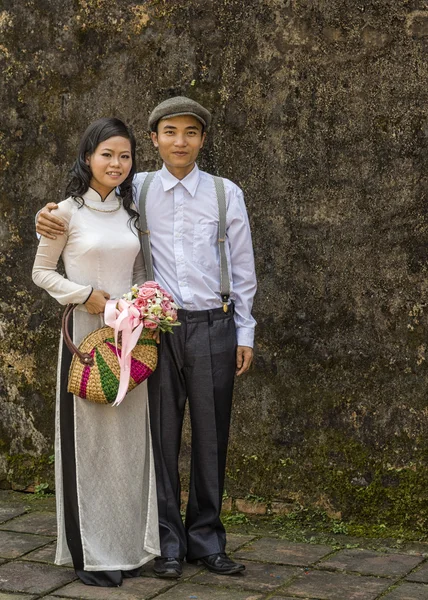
[144,320,158,329]
[161,300,172,313]
[138,287,157,300]
[142,281,160,289]
[134,297,148,309]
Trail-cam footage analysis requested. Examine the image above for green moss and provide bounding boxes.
[225,426,428,536]
[6,453,54,491]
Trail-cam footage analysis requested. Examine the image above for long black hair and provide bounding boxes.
[65,117,139,228]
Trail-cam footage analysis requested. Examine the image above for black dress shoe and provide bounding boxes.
[153,557,182,578]
[192,553,245,575]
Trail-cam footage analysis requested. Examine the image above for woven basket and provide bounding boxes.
[63,305,158,404]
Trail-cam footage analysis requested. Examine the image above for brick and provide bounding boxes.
[0,531,52,559]
[221,497,232,511]
[193,560,298,592]
[0,506,27,524]
[381,582,428,599]
[284,570,394,599]
[270,501,293,515]
[53,576,172,599]
[0,561,76,594]
[235,499,267,515]
[226,533,257,552]
[234,538,332,566]
[0,512,56,537]
[407,561,428,583]
[154,583,264,600]
[0,594,36,600]
[21,541,60,565]
[320,549,424,577]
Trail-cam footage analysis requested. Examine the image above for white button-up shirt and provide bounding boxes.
[133,164,257,347]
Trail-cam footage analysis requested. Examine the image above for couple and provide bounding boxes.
[33,96,257,587]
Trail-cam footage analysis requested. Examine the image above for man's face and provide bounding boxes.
[151,115,206,176]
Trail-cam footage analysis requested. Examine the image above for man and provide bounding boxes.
[36,97,257,578]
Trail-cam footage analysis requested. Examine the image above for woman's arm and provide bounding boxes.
[32,201,93,305]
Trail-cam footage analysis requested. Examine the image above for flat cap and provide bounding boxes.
[148,96,212,131]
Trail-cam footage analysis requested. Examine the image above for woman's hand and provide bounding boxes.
[84,289,111,314]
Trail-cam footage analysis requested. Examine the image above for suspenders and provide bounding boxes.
[138,172,231,312]
[138,172,156,282]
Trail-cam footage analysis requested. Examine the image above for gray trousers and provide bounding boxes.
[148,304,236,560]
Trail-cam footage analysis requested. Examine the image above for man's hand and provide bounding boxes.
[36,203,66,239]
[85,290,111,315]
[236,345,253,376]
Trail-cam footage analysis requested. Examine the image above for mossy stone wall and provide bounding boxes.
[1,0,428,531]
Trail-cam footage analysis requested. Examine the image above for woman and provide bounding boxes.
[32,118,160,587]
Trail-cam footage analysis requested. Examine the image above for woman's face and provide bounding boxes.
[86,136,132,198]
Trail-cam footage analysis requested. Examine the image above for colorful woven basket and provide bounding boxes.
[62,306,158,405]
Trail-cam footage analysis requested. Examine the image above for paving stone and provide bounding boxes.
[0,561,76,594]
[381,582,428,599]
[227,533,257,552]
[406,561,428,583]
[234,538,333,566]
[21,541,67,565]
[0,594,36,600]
[0,506,27,524]
[193,561,298,592]
[0,512,57,536]
[154,583,264,600]
[320,549,424,577]
[0,530,53,559]
[51,577,174,599]
[284,569,394,599]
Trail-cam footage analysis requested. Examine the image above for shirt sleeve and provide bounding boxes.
[32,202,93,305]
[226,184,257,347]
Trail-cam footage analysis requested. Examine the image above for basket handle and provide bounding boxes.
[61,304,95,367]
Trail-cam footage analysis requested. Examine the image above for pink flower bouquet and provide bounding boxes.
[104,282,180,406]
[121,280,180,334]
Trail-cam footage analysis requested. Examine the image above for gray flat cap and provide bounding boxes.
[148,96,212,131]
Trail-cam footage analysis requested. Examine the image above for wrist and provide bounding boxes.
[83,287,93,304]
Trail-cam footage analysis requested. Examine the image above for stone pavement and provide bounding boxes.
[0,492,428,599]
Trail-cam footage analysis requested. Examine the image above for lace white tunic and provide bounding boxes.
[32,188,160,571]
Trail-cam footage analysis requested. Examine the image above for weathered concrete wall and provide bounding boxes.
[1,0,428,531]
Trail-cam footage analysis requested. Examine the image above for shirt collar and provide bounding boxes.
[159,164,200,197]
[83,187,118,203]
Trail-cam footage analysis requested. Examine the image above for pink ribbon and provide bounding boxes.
[104,299,143,406]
